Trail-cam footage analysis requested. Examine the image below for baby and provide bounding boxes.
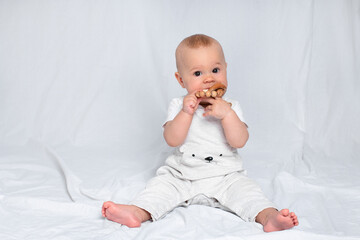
[102,34,299,232]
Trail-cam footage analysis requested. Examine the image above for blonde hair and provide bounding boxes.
[175,34,224,71]
[180,34,215,48]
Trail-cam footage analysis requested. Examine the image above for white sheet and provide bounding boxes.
[0,0,359,239]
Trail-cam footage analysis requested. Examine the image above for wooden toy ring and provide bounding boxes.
[195,83,227,98]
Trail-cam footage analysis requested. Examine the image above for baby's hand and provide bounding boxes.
[203,98,232,119]
[182,92,201,115]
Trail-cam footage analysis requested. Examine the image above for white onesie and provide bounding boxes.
[131,97,276,222]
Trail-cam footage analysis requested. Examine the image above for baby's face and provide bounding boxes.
[176,44,227,94]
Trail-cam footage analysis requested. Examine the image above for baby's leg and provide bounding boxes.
[102,201,151,228]
[256,208,299,232]
[213,172,298,232]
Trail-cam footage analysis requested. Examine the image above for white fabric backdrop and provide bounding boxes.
[0,1,359,239]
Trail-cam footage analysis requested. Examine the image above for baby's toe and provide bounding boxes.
[102,202,114,215]
[291,215,299,225]
[280,209,290,217]
[294,218,299,225]
[103,201,114,208]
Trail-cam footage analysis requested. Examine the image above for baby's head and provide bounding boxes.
[175,34,227,94]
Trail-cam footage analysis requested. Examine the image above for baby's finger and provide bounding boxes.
[203,110,213,117]
[204,105,213,111]
[201,97,216,104]
[193,98,201,109]
[203,105,213,116]
[189,98,197,107]
[189,89,202,97]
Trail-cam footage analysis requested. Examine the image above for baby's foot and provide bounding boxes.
[102,201,150,228]
[263,209,299,232]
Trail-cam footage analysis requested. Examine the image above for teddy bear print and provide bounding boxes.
[192,153,223,163]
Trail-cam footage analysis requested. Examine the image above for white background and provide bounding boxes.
[0,1,359,239]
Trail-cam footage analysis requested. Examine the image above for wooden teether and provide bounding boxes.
[195,83,227,98]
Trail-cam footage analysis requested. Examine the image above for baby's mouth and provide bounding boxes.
[195,83,227,99]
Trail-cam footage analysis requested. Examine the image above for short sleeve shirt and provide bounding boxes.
[164,97,246,155]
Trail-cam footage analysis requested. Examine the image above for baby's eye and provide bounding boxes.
[212,68,220,73]
[219,154,223,156]
[194,71,202,77]
[192,154,195,157]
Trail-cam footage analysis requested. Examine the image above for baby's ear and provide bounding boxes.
[175,72,185,88]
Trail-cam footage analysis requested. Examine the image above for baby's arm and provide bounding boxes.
[163,92,200,147]
[221,108,249,148]
[203,98,249,148]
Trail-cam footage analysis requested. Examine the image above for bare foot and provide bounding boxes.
[102,201,151,228]
[257,208,299,232]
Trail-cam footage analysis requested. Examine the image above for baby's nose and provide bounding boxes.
[204,77,215,83]
[205,156,213,162]
[204,74,215,82]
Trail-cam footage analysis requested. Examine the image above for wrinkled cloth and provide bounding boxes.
[0,0,359,240]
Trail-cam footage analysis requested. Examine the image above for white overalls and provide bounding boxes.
[131,97,276,221]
